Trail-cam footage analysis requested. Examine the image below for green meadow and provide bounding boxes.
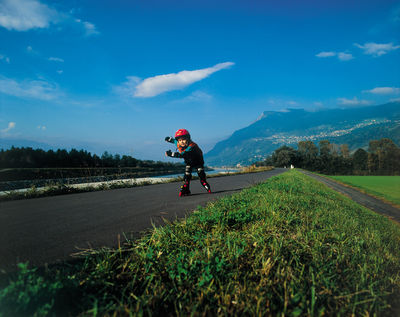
[328,175,400,206]
[1,170,399,316]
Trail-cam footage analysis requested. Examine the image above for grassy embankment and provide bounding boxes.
[327,175,400,207]
[1,170,399,316]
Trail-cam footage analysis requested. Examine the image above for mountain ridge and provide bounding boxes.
[205,102,400,166]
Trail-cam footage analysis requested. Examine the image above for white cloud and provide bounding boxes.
[37,125,46,130]
[337,52,354,61]
[75,19,100,36]
[113,76,142,97]
[0,76,61,100]
[187,91,213,102]
[83,21,99,36]
[363,87,400,95]
[171,90,214,105]
[1,121,16,133]
[316,51,353,61]
[0,0,99,36]
[48,56,64,62]
[70,19,100,37]
[354,42,400,57]
[316,51,336,58]
[133,62,234,98]
[0,0,60,31]
[0,54,10,63]
[337,97,371,106]
[56,70,63,74]
[26,45,40,56]
[389,97,400,102]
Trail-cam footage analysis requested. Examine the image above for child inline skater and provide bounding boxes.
[165,129,211,197]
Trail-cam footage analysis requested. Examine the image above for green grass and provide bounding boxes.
[1,170,399,316]
[328,175,400,206]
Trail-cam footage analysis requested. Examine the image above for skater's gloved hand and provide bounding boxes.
[165,150,172,157]
[165,136,173,142]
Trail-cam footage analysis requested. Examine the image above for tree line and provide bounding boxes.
[256,138,400,175]
[0,147,182,169]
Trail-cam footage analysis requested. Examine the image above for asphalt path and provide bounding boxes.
[300,170,400,223]
[0,168,287,273]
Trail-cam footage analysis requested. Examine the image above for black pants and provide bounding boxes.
[184,165,206,182]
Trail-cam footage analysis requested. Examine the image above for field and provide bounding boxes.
[1,170,399,315]
[328,175,400,206]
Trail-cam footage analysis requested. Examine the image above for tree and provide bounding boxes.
[272,146,298,167]
[114,154,121,167]
[340,144,350,159]
[352,148,368,174]
[0,147,181,171]
[367,153,379,174]
[319,140,331,157]
[69,149,81,167]
[101,151,114,167]
[318,140,333,173]
[297,141,318,169]
[368,138,400,174]
[56,149,69,167]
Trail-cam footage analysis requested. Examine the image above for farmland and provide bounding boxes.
[328,175,400,206]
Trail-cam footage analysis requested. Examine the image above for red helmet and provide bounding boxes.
[175,129,190,139]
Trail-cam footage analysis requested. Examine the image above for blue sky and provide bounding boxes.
[1,0,400,160]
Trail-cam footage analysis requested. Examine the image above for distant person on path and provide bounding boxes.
[165,129,211,197]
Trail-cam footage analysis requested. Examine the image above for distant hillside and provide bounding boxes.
[205,102,400,166]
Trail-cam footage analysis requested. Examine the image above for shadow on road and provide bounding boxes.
[211,188,242,194]
[188,188,241,196]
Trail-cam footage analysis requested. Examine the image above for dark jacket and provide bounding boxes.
[166,138,204,167]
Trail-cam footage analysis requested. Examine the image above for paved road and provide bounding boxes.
[300,170,400,223]
[0,169,287,273]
